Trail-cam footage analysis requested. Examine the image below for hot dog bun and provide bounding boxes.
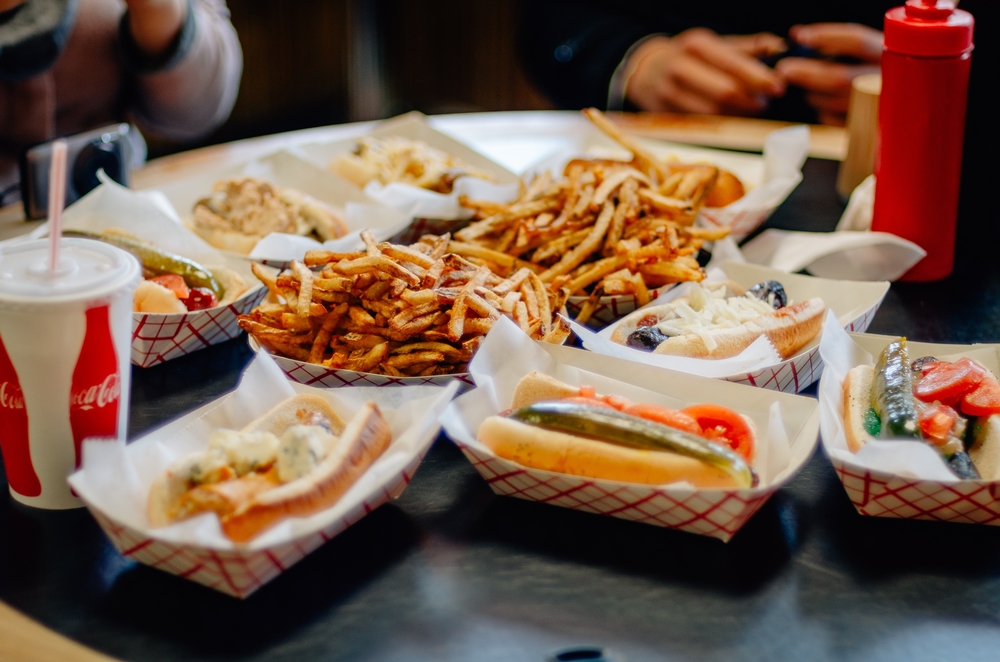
[147,395,390,542]
[843,364,877,453]
[609,281,745,345]
[478,416,740,488]
[969,416,1000,481]
[511,371,581,409]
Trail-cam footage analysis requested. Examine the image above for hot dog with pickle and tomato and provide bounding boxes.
[844,338,1000,480]
[477,372,759,489]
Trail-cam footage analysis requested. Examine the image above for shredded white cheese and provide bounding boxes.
[655,283,777,350]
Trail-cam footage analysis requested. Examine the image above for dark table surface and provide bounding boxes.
[4,158,1000,662]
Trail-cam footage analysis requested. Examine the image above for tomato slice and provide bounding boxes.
[621,403,702,435]
[918,404,958,444]
[148,274,190,300]
[600,394,632,411]
[961,377,1000,417]
[914,358,985,403]
[579,385,597,399]
[680,404,755,463]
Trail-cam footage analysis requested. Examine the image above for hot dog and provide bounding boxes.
[147,394,391,542]
[609,280,824,360]
[842,338,1000,480]
[66,229,249,314]
[477,372,758,489]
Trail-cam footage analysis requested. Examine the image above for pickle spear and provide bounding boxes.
[509,402,755,488]
[872,338,920,438]
[66,230,223,298]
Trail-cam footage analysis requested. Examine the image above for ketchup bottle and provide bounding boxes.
[871,0,974,282]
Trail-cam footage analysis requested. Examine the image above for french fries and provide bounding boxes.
[455,109,735,301]
[238,231,571,377]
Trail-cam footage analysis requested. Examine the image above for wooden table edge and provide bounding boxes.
[0,601,121,662]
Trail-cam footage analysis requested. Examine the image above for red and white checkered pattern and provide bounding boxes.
[455,444,775,542]
[830,458,1000,525]
[131,287,267,368]
[699,208,774,243]
[82,444,431,598]
[718,296,884,394]
[566,287,670,330]
[252,338,475,390]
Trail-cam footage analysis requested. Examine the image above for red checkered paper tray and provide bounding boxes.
[582,260,889,393]
[67,350,459,598]
[441,317,820,542]
[52,174,267,367]
[818,317,1000,526]
[249,336,475,391]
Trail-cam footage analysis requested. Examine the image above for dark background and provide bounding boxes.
[145,0,551,158]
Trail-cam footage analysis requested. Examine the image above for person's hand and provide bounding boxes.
[123,0,188,59]
[776,23,882,126]
[624,29,786,115]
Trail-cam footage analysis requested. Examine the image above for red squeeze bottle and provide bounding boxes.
[871,0,974,281]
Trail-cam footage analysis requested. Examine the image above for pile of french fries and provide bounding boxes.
[238,231,570,376]
[455,109,732,324]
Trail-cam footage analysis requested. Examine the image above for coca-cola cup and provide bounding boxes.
[0,238,140,509]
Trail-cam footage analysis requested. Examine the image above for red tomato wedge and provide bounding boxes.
[600,394,632,411]
[680,404,755,463]
[579,385,597,399]
[914,358,985,403]
[961,377,1000,417]
[621,403,702,435]
[918,404,958,443]
[148,274,190,300]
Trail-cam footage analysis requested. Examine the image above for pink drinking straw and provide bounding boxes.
[47,140,68,274]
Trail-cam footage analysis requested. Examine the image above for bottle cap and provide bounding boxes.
[884,0,974,58]
[0,239,140,303]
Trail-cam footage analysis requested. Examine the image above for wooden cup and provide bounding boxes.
[837,73,882,201]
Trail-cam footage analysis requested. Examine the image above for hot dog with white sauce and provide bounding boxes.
[610,280,824,359]
[148,394,391,542]
[477,372,759,489]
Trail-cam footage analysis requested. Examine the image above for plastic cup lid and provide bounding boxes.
[0,238,140,302]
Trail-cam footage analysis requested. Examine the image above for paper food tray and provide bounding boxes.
[819,326,1000,526]
[593,261,889,393]
[149,149,408,271]
[248,336,475,391]
[39,176,268,367]
[291,111,521,226]
[69,351,459,598]
[441,317,820,542]
[525,124,807,242]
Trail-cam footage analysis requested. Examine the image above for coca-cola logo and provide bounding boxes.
[0,380,25,410]
[71,373,120,411]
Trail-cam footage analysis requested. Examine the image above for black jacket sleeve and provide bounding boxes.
[518,0,654,110]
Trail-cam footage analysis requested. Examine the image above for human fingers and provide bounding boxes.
[790,23,883,62]
[677,28,785,96]
[723,32,787,58]
[776,58,879,94]
[671,53,770,112]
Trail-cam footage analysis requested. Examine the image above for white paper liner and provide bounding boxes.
[440,316,820,542]
[592,260,889,392]
[21,174,266,367]
[818,322,1000,526]
[741,228,926,282]
[68,350,459,596]
[248,336,475,391]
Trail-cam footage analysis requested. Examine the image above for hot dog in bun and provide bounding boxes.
[610,280,824,360]
[843,338,1000,480]
[477,372,759,489]
[148,394,391,542]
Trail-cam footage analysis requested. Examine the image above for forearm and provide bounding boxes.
[124,0,187,60]
[125,0,241,141]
